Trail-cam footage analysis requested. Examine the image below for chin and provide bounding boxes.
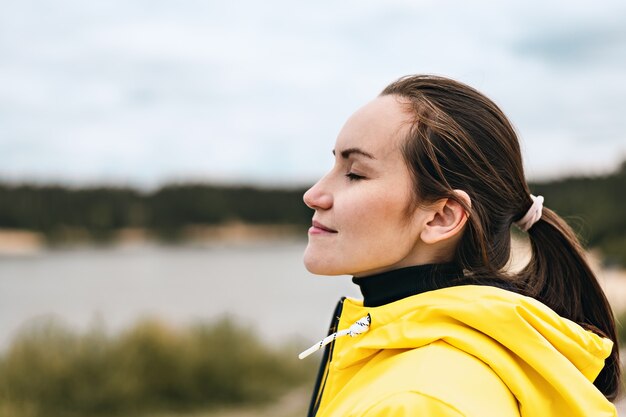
[303,249,344,276]
[303,257,334,275]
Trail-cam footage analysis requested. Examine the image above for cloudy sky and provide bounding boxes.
[1,0,625,189]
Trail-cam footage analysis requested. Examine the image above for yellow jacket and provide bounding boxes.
[307,285,616,417]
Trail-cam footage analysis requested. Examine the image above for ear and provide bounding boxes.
[420,190,471,245]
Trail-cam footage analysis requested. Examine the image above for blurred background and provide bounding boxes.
[1,0,625,416]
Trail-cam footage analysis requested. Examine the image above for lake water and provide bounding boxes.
[0,240,362,350]
[2,240,626,351]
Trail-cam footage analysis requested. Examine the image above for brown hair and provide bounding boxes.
[381,75,620,399]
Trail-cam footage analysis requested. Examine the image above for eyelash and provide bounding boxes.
[345,172,365,181]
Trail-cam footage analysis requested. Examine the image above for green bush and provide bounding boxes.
[0,317,315,417]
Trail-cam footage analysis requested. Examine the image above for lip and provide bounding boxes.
[309,220,338,235]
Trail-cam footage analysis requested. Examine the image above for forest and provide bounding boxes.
[0,160,625,266]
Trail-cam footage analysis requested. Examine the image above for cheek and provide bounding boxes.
[341,189,414,244]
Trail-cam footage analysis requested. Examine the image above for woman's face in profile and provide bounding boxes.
[303,95,431,277]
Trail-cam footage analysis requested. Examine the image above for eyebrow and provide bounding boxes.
[332,147,376,160]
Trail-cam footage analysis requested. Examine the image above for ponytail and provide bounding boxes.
[518,207,620,399]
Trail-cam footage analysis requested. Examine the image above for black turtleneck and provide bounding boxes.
[352,263,465,307]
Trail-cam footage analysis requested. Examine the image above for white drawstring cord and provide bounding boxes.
[299,314,371,360]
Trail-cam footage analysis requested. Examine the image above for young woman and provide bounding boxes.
[299,75,619,417]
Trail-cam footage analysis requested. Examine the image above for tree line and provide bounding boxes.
[0,183,311,241]
[531,161,626,267]
[0,160,625,265]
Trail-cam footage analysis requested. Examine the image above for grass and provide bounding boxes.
[0,316,315,417]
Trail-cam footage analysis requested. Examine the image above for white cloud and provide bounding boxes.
[0,0,625,188]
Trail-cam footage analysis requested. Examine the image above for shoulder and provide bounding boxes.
[356,341,520,417]
[358,391,465,417]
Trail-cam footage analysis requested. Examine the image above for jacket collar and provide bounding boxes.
[352,262,464,307]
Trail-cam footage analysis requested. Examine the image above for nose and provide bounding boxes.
[303,176,333,210]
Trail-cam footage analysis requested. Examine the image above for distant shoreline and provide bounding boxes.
[0,229,44,255]
[0,223,305,255]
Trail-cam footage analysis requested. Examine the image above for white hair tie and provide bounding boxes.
[514,194,544,232]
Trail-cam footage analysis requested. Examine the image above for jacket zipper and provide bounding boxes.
[306,297,346,417]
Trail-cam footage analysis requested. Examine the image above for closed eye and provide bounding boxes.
[345,172,365,181]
